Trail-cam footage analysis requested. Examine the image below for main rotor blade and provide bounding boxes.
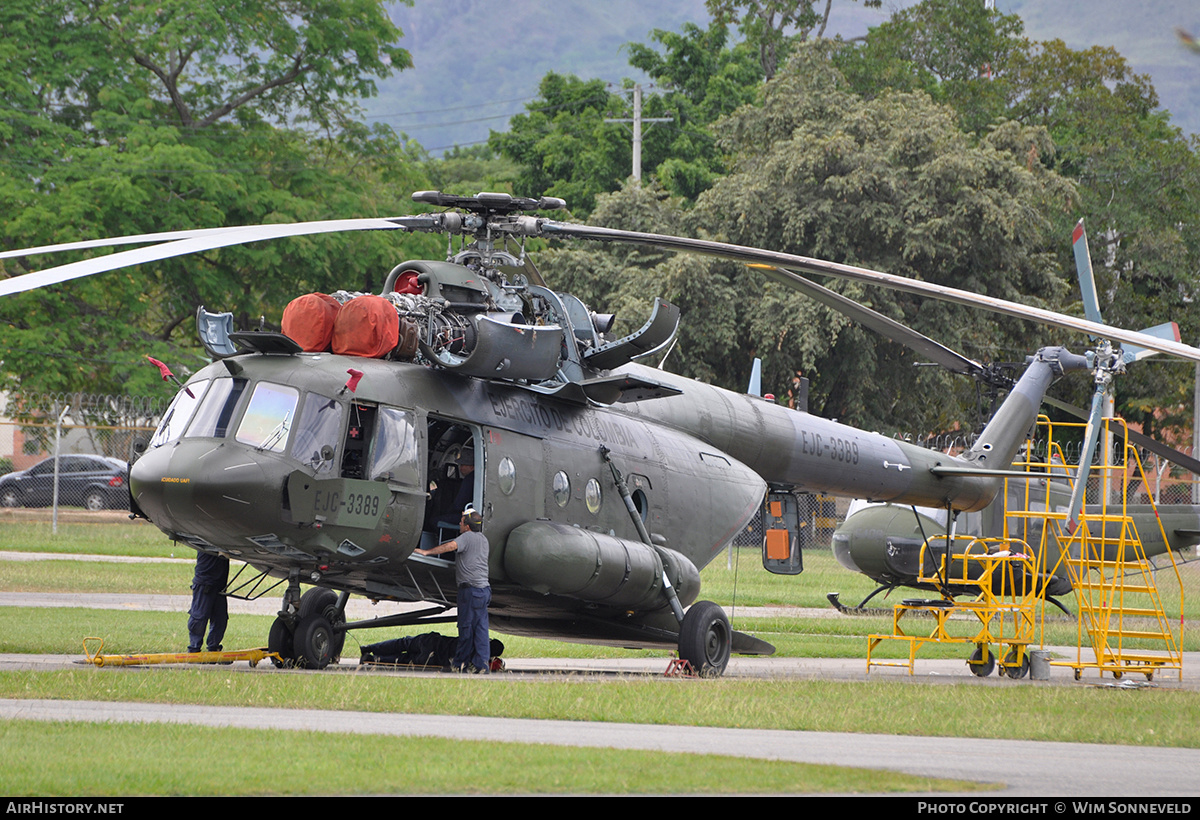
[0,217,417,297]
[750,264,986,378]
[0,226,252,261]
[538,222,1200,365]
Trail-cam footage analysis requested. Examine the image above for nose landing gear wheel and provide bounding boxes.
[679,600,731,678]
[294,614,335,670]
[268,617,296,668]
[297,588,345,662]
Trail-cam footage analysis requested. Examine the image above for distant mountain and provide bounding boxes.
[363,0,1200,154]
[1007,0,1200,138]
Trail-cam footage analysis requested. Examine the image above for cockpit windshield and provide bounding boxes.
[236,382,299,453]
[186,378,248,439]
[149,380,209,448]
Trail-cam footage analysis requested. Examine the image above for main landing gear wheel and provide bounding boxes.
[968,646,995,677]
[294,614,335,670]
[268,617,296,668]
[679,600,731,678]
[1002,648,1029,679]
[297,588,345,662]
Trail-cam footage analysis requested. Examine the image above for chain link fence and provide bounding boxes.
[0,391,165,510]
[893,429,1200,506]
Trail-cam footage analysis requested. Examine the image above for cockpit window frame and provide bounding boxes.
[149,379,210,448]
[185,377,249,440]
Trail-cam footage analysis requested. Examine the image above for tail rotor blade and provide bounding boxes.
[1072,219,1105,328]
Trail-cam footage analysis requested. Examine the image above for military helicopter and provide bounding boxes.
[5,191,1200,677]
[820,220,1200,611]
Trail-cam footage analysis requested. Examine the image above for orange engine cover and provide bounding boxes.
[282,293,341,352]
[332,295,400,358]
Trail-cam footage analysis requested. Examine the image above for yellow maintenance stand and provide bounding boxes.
[867,537,1041,677]
[868,416,1185,681]
[1033,417,1185,682]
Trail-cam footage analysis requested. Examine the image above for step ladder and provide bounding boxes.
[1046,419,1184,682]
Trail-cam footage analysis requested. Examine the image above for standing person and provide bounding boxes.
[187,551,230,654]
[413,506,491,673]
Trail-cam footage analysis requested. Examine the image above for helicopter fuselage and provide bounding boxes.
[130,350,772,643]
[129,341,1043,645]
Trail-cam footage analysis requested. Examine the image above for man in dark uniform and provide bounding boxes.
[413,505,491,672]
[187,551,230,653]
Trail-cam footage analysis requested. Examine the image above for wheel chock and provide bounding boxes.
[664,658,696,677]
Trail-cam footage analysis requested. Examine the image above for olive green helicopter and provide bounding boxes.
[5,192,1200,677]
[821,220,1200,616]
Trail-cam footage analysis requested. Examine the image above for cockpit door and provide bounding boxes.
[368,406,427,552]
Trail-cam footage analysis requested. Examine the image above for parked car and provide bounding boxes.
[0,454,129,511]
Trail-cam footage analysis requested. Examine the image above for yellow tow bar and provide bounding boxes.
[81,637,279,668]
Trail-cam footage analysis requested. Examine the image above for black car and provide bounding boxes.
[0,454,129,511]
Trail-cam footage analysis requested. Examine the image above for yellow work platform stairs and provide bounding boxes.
[867,416,1185,681]
[1034,418,1185,682]
[867,537,1042,678]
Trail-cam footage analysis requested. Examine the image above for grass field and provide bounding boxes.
[1,518,1198,794]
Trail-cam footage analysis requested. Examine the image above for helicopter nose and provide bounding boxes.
[830,531,861,573]
[131,440,283,541]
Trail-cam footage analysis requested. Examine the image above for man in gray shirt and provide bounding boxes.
[414,506,491,672]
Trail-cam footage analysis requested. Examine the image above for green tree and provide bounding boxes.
[707,0,881,81]
[665,45,1074,432]
[1004,40,1200,438]
[836,0,1200,438]
[833,0,1024,134]
[487,73,630,216]
[425,145,521,197]
[491,22,763,214]
[626,21,763,201]
[0,0,439,396]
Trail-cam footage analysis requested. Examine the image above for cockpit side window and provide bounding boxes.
[236,382,299,452]
[291,393,343,474]
[149,380,210,448]
[370,407,420,485]
[186,378,248,439]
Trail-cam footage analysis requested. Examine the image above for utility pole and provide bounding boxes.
[605,85,671,184]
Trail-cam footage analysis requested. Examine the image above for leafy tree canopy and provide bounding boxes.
[0,0,441,397]
[706,0,881,81]
[490,21,764,215]
[835,0,1200,438]
[596,45,1076,433]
